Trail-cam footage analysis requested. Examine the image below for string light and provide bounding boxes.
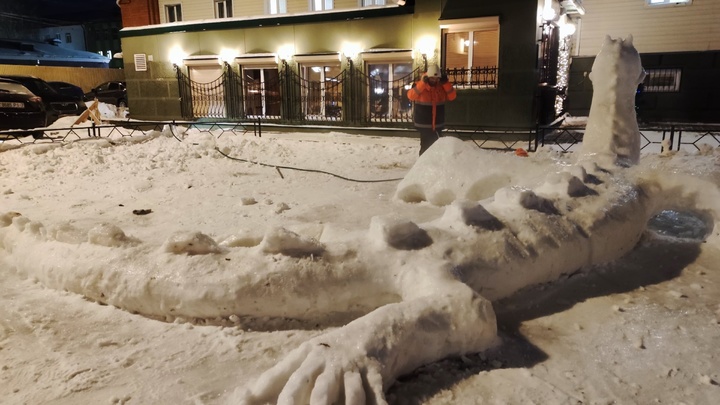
[555,34,572,116]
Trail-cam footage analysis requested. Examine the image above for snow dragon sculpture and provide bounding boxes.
[0,36,717,405]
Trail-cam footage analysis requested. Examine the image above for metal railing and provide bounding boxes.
[445,66,498,89]
[538,122,720,152]
[6,119,716,156]
[445,126,535,151]
[1,120,538,155]
[0,120,261,146]
[175,63,497,126]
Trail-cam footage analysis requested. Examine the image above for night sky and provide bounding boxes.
[35,0,120,24]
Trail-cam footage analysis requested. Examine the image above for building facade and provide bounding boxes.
[117,0,583,127]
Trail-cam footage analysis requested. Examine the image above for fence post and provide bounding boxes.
[671,125,677,151]
[175,64,192,120]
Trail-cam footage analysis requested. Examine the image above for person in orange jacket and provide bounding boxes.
[407,64,457,155]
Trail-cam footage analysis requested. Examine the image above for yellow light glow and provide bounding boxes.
[277,44,295,62]
[342,42,362,59]
[219,48,237,64]
[169,46,187,66]
[559,22,576,37]
[542,0,557,21]
[416,36,436,57]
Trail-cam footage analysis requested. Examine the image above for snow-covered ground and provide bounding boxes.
[2,35,720,404]
[1,117,719,404]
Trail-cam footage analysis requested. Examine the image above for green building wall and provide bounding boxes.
[440,0,542,128]
[120,0,543,128]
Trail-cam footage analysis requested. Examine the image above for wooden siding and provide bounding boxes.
[157,0,393,23]
[286,0,307,14]
[577,0,720,56]
[158,1,202,23]
[336,0,361,9]
[0,65,125,93]
[237,0,265,16]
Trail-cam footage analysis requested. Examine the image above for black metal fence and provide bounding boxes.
[175,63,497,126]
[444,66,498,89]
[642,68,682,93]
[3,120,718,156]
[538,123,720,152]
[0,120,260,146]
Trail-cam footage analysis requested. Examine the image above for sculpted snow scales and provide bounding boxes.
[234,35,715,404]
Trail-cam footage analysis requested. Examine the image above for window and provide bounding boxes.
[165,4,182,22]
[442,18,499,88]
[243,67,281,118]
[215,0,233,18]
[301,64,342,120]
[362,0,386,5]
[269,0,287,14]
[367,62,413,121]
[65,33,72,43]
[647,0,692,5]
[643,68,682,92]
[312,0,333,11]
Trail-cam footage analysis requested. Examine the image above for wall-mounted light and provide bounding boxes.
[342,42,361,69]
[219,48,237,65]
[416,36,436,70]
[416,36,436,57]
[342,42,361,60]
[169,46,187,67]
[276,44,294,63]
[559,21,576,37]
[275,44,295,67]
[542,7,557,21]
[542,0,558,21]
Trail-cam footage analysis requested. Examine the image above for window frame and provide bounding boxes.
[165,4,183,23]
[311,0,333,11]
[440,17,500,89]
[646,0,692,6]
[361,0,386,6]
[268,0,287,14]
[242,66,282,118]
[214,0,233,18]
[365,60,414,121]
[299,62,343,120]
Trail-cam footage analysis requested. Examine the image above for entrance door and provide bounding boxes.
[242,67,281,118]
[367,62,413,121]
[300,64,342,120]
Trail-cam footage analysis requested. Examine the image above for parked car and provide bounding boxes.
[84,81,127,107]
[0,75,86,125]
[48,81,85,99]
[0,78,47,138]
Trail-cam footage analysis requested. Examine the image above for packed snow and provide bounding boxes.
[1,36,720,405]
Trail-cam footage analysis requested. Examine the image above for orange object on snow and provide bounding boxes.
[515,148,529,157]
